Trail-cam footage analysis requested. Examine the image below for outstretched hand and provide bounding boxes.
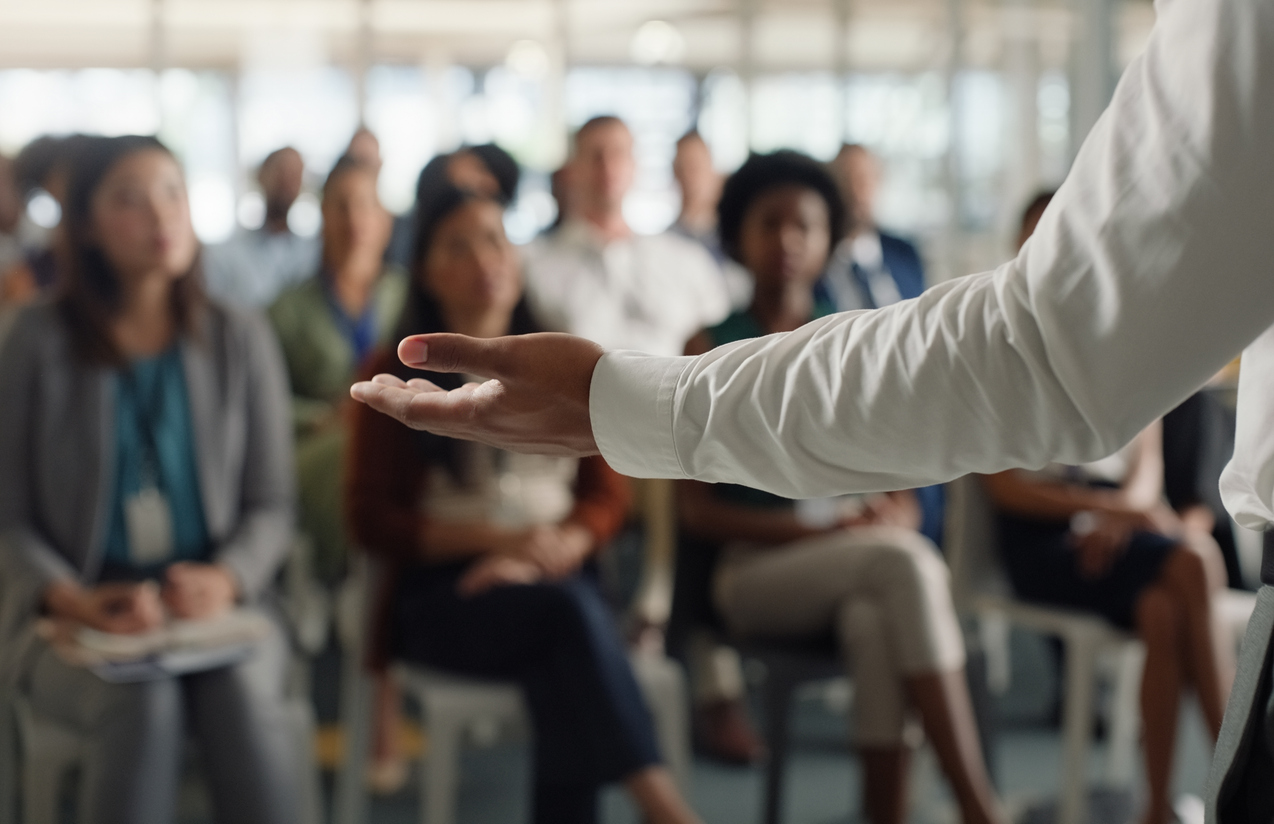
[350,332,605,457]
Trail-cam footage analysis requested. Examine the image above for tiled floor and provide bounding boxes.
[320,687,1214,824]
[155,625,1213,824]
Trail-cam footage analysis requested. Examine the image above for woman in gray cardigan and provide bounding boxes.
[0,135,300,823]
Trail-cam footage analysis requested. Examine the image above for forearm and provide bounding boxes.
[981,472,1128,522]
[418,520,511,563]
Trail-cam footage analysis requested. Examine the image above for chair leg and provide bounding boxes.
[421,715,461,824]
[285,698,326,824]
[1058,632,1098,824]
[760,673,797,824]
[1105,643,1145,787]
[0,695,15,824]
[333,657,374,824]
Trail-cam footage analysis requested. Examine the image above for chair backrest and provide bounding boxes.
[944,475,1014,611]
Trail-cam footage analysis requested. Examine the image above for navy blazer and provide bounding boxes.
[879,231,925,300]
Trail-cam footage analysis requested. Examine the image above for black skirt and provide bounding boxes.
[997,513,1177,629]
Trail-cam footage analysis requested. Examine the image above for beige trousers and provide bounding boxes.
[713,526,966,747]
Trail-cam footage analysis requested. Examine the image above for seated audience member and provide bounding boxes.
[0,135,299,823]
[269,154,406,582]
[982,194,1234,824]
[679,151,1002,824]
[670,131,750,309]
[346,185,702,824]
[203,147,320,307]
[523,115,729,357]
[824,143,924,311]
[386,144,520,269]
[1021,190,1245,588]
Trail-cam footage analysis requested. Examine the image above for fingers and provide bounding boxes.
[350,381,463,431]
[399,334,510,380]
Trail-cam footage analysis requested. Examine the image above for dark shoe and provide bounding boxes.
[693,698,766,765]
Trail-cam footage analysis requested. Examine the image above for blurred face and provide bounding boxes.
[737,185,831,293]
[833,146,879,231]
[347,129,382,169]
[572,122,635,213]
[422,200,521,323]
[258,148,304,213]
[321,169,391,269]
[447,151,501,198]
[88,149,198,285]
[673,136,721,213]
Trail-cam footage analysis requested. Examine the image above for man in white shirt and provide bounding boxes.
[352,0,1274,816]
[523,116,730,357]
[203,147,320,308]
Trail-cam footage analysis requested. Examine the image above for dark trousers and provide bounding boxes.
[1208,534,1274,823]
[391,564,662,824]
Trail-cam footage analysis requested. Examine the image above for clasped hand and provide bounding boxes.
[1069,504,1183,579]
[45,562,239,635]
[457,524,594,597]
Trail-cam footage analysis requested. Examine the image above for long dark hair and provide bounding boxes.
[394,183,538,476]
[57,135,206,366]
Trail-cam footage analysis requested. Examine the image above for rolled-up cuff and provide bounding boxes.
[589,351,692,480]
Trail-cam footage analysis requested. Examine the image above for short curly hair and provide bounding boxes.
[717,150,848,266]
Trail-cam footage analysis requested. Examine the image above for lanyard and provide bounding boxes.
[324,275,379,364]
[120,360,168,491]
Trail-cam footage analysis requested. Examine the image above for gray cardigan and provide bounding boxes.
[0,300,296,685]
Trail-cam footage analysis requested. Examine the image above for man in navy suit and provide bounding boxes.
[824,143,927,309]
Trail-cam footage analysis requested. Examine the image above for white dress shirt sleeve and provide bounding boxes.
[592,0,1274,519]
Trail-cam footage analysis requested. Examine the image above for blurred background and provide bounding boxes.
[0,0,1143,279]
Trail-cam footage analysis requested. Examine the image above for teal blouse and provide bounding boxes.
[102,346,211,572]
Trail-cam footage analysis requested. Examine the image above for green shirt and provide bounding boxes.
[268,267,408,432]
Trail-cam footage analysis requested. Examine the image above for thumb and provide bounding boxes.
[398,334,508,380]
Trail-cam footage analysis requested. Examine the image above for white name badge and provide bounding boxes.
[125,487,174,565]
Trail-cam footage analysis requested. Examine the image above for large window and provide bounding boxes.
[0,62,1067,256]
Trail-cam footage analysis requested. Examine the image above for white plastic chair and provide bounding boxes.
[9,537,328,824]
[13,689,323,824]
[946,476,1255,824]
[332,554,692,824]
[946,475,1150,824]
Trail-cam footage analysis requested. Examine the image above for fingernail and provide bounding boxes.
[399,337,428,366]
[350,382,370,401]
